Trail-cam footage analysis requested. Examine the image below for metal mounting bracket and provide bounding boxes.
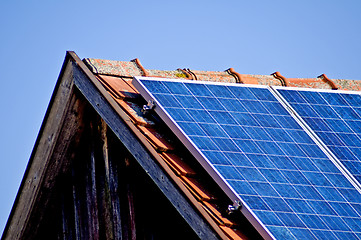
[142,100,156,114]
[227,200,242,215]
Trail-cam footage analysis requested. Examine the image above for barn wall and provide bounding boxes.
[32,103,201,240]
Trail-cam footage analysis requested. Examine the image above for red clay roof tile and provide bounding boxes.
[191,70,236,83]
[287,77,336,89]
[180,176,216,202]
[97,75,139,99]
[137,125,174,152]
[85,58,143,76]
[334,78,361,91]
[160,152,196,177]
[146,69,189,79]
[202,201,235,227]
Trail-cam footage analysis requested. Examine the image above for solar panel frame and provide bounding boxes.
[134,77,278,239]
[133,77,361,240]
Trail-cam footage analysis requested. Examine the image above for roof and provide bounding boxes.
[3,51,361,240]
[83,55,361,238]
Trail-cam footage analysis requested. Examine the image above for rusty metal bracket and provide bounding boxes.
[185,68,197,80]
[226,68,243,84]
[317,74,338,90]
[177,68,193,80]
[271,71,288,87]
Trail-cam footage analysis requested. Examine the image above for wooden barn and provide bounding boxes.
[2,51,361,239]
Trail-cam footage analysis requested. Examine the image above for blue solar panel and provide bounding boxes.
[134,78,361,240]
[278,88,361,185]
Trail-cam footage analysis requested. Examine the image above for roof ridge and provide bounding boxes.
[84,57,361,91]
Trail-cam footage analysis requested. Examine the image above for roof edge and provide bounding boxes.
[2,51,79,239]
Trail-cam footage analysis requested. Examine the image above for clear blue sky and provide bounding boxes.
[1,0,361,234]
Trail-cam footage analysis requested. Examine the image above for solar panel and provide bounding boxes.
[277,88,361,186]
[133,77,361,240]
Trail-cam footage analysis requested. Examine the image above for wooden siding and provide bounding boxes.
[31,107,204,239]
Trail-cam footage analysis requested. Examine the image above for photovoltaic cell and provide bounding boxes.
[134,78,361,240]
[277,88,361,185]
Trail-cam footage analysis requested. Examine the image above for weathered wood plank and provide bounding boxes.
[61,178,75,240]
[97,120,116,240]
[125,177,136,240]
[72,161,83,240]
[86,121,100,240]
[100,120,124,239]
